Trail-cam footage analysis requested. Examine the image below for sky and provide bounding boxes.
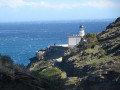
[0,0,120,22]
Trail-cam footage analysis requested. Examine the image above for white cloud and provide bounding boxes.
[81,0,115,8]
[0,0,119,8]
[0,0,37,8]
[40,0,120,9]
[39,2,71,9]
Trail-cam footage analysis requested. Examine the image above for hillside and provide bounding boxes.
[61,17,120,90]
[0,55,47,90]
[0,54,65,90]
[0,17,120,90]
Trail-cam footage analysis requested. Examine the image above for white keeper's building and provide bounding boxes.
[68,25,85,47]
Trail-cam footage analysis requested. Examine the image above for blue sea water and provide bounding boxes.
[0,19,115,66]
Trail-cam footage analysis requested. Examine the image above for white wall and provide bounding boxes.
[68,37,81,47]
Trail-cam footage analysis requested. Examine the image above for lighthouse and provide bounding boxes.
[68,25,85,47]
[79,25,85,37]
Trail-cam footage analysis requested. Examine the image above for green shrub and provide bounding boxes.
[99,49,106,58]
[33,61,49,71]
[84,33,98,48]
[32,70,42,78]
[85,33,98,40]
[32,68,66,90]
[91,62,96,66]
[0,55,13,66]
[32,67,65,78]
[39,67,63,78]
[40,67,65,90]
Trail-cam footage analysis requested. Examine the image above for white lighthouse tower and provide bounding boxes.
[79,25,85,37]
[68,25,85,47]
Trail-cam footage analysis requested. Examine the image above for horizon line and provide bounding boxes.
[0,18,115,23]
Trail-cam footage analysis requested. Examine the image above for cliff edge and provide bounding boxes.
[61,17,120,90]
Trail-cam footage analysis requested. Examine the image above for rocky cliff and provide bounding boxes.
[28,45,68,71]
[61,17,120,90]
[0,67,47,90]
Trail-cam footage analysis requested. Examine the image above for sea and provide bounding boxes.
[0,19,115,66]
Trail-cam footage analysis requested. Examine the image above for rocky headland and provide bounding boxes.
[60,17,120,90]
[28,45,68,72]
[0,17,120,90]
[28,17,120,90]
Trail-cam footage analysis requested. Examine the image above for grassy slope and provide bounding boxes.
[29,46,68,90]
[61,17,120,90]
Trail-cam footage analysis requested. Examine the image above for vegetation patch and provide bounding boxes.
[32,67,66,90]
[33,61,49,71]
[84,33,98,48]
[0,54,13,66]
[39,67,63,78]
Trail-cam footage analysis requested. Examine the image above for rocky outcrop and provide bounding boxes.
[106,17,120,29]
[77,70,120,90]
[28,46,68,71]
[60,17,120,90]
